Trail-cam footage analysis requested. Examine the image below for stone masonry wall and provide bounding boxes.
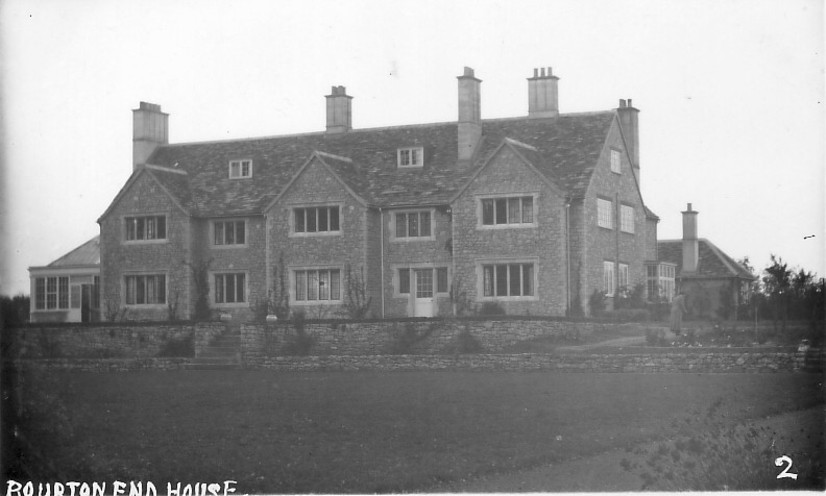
[249,351,808,373]
[8,322,225,359]
[242,318,606,365]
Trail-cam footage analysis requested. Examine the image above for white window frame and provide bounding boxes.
[618,263,629,294]
[291,267,343,305]
[477,194,538,229]
[610,149,621,174]
[291,204,343,237]
[123,273,167,307]
[124,215,167,243]
[229,159,253,179]
[213,219,247,247]
[397,147,424,168]
[212,271,248,306]
[620,204,635,234]
[34,276,70,311]
[476,259,538,301]
[393,264,450,298]
[603,261,615,297]
[392,210,434,241]
[597,198,614,229]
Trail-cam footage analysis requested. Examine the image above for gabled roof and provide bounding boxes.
[31,236,100,270]
[142,111,617,216]
[658,238,755,279]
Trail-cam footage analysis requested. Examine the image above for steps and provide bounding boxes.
[186,324,241,370]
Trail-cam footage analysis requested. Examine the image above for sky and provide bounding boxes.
[0,0,823,296]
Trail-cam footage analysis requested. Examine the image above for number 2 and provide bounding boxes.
[775,455,798,480]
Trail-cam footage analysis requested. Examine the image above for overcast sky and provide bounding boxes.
[0,0,823,296]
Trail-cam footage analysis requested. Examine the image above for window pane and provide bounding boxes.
[225,223,235,244]
[415,269,433,298]
[35,278,45,309]
[329,207,340,231]
[59,277,69,308]
[318,207,328,232]
[236,221,245,244]
[226,274,236,303]
[408,213,418,237]
[215,275,224,303]
[295,209,305,232]
[399,269,410,294]
[411,149,419,165]
[495,199,507,224]
[396,213,407,238]
[509,264,521,296]
[137,276,146,304]
[136,218,145,239]
[522,197,533,223]
[295,271,306,301]
[146,217,156,239]
[496,265,508,296]
[420,212,431,237]
[482,200,494,225]
[330,270,341,300]
[308,271,318,300]
[508,198,521,223]
[319,270,330,300]
[306,208,317,232]
[215,222,224,245]
[483,265,493,297]
[237,274,245,302]
[436,267,448,293]
[523,264,534,296]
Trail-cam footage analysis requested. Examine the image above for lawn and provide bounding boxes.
[5,368,824,493]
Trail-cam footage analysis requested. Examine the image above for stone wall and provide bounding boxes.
[7,322,225,359]
[248,351,809,373]
[241,318,601,365]
[13,357,192,372]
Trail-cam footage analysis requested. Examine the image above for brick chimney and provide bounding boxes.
[325,86,353,134]
[682,203,699,273]
[617,98,640,185]
[457,67,482,162]
[527,67,559,118]
[133,102,168,170]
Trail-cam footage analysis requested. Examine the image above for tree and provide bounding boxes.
[762,255,792,332]
[184,258,213,321]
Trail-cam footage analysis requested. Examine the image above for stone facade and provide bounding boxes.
[99,172,192,321]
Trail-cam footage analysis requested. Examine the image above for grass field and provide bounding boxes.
[5,369,824,493]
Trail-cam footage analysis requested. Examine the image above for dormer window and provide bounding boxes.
[397,147,424,168]
[229,159,253,179]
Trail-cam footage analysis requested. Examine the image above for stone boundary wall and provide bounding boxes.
[249,351,810,373]
[6,322,225,359]
[9,350,816,374]
[12,357,192,372]
[241,318,607,364]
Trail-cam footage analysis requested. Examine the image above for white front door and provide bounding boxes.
[413,269,434,317]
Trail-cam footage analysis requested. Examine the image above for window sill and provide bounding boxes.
[390,236,436,242]
[476,223,537,231]
[292,300,342,306]
[211,244,249,250]
[476,296,538,302]
[212,302,250,308]
[123,304,167,308]
[289,231,342,238]
[123,239,169,245]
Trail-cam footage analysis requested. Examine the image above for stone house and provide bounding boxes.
[28,235,101,323]
[657,203,755,318]
[98,66,670,321]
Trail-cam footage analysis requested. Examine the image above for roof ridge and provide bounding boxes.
[152,110,617,148]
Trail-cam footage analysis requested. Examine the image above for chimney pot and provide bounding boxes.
[326,85,353,133]
[457,66,482,161]
[619,99,626,108]
[133,101,168,170]
[463,66,474,77]
[627,98,633,107]
[527,65,559,118]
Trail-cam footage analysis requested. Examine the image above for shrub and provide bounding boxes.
[443,326,484,354]
[388,322,437,355]
[157,333,194,357]
[282,312,315,356]
[601,308,651,322]
[646,328,668,346]
[588,290,606,316]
